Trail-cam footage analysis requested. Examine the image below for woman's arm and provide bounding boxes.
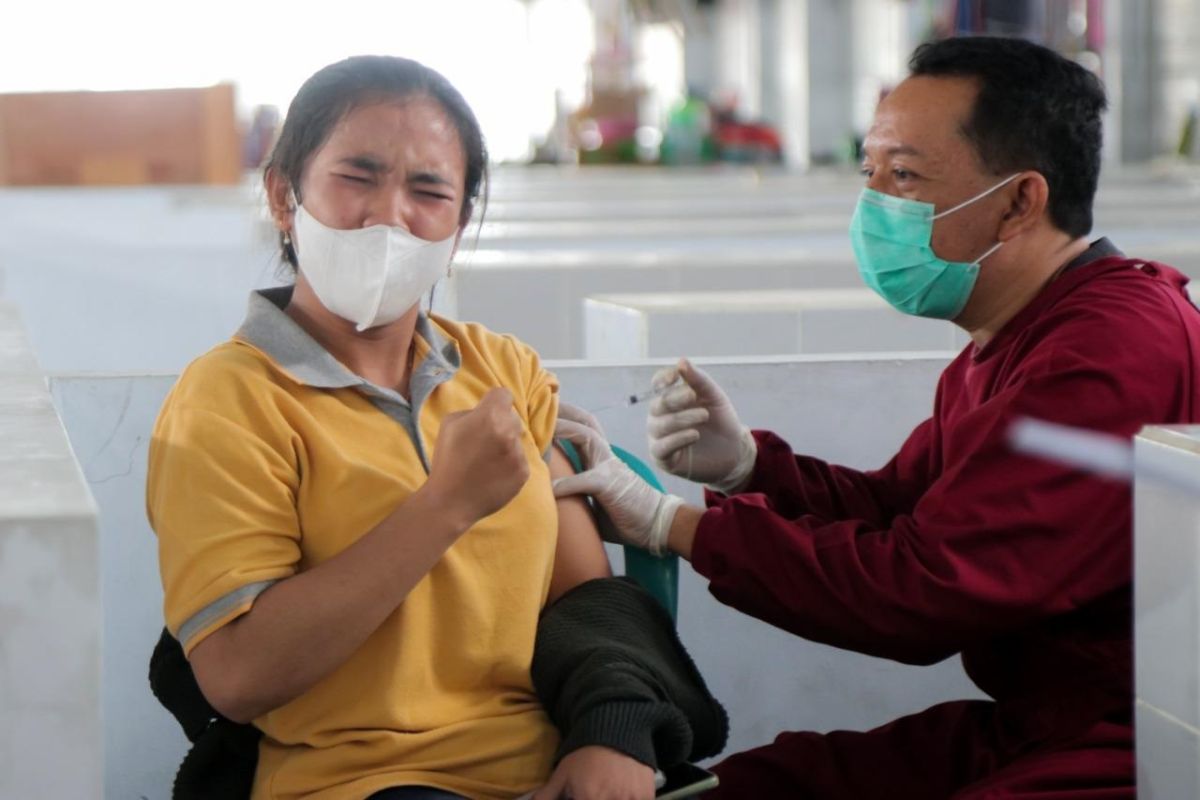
[546,444,612,604]
[187,388,528,723]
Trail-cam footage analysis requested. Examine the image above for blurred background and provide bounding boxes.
[1,0,1199,371]
[2,2,1200,798]
[3,0,1199,175]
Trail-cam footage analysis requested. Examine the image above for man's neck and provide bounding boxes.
[959,234,1090,348]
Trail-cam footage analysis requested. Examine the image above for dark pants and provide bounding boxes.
[367,789,467,800]
[705,700,1134,799]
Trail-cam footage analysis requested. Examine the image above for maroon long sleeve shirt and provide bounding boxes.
[693,247,1200,737]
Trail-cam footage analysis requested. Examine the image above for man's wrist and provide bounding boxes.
[648,493,685,556]
[665,503,704,561]
[707,427,757,495]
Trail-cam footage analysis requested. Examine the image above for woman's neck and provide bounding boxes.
[285,277,419,396]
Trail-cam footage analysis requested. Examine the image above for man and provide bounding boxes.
[554,37,1200,798]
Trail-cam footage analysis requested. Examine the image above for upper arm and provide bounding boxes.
[546,443,611,604]
[501,334,608,601]
[148,402,301,657]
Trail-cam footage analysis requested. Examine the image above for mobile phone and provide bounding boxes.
[656,762,719,799]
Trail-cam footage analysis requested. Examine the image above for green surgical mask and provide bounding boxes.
[849,174,1020,319]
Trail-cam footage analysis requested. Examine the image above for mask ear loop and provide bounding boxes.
[973,240,1005,266]
[933,173,1022,220]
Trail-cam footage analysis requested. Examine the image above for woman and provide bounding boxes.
[148,55,656,800]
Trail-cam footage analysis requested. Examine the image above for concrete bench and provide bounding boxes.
[1134,426,1200,798]
[0,302,102,797]
[583,288,966,359]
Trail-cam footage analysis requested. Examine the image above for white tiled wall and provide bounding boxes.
[0,304,101,798]
[1134,427,1200,796]
[583,290,965,359]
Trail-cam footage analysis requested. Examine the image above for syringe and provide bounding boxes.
[589,382,676,414]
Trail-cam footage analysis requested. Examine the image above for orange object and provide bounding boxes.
[0,84,241,186]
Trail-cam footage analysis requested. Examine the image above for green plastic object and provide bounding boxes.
[556,440,680,621]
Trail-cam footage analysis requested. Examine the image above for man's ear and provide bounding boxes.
[998,171,1049,242]
[264,167,296,235]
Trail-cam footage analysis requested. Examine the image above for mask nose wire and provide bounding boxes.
[932,173,1022,221]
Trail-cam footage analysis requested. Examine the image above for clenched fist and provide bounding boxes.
[427,388,530,527]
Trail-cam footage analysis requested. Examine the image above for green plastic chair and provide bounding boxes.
[557,439,680,621]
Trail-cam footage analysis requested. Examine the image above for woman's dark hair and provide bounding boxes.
[264,55,488,269]
[909,36,1107,238]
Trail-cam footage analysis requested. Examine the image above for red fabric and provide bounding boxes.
[705,701,1133,800]
[692,257,1200,793]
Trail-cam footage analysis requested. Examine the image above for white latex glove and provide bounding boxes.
[553,414,683,555]
[557,399,606,438]
[647,358,757,494]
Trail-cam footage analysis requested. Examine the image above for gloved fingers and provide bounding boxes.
[557,400,605,436]
[649,383,699,415]
[649,428,701,463]
[647,406,709,438]
[553,417,612,466]
[650,364,680,391]
[551,471,604,499]
[677,358,724,404]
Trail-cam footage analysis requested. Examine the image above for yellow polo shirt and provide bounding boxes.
[148,288,561,800]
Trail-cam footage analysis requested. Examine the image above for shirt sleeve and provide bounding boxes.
[148,402,301,656]
[691,346,1152,666]
[713,418,938,528]
[509,336,560,458]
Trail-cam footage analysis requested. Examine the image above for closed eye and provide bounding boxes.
[337,173,371,184]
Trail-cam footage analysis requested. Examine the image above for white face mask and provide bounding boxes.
[291,205,457,332]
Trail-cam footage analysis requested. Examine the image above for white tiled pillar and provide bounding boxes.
[0,303,102,797]
[1134,426,1200,798]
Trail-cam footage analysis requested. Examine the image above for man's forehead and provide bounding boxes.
[865,75,979,157]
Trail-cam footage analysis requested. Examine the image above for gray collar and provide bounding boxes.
[236,287,460,397]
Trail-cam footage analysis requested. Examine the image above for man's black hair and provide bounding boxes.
[910,36,1107,237]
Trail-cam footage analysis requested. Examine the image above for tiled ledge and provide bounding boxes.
[0,301,101,797]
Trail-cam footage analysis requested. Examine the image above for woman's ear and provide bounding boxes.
[998,172,1049,242]
[264,167,296,234]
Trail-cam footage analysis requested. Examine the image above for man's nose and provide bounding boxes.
[865,171,890,194]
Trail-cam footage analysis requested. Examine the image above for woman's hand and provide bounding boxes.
[531,746,657,800]
[424,387,530,528]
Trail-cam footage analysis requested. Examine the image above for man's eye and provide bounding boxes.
[859,166,874,179]
[893,168,913,180]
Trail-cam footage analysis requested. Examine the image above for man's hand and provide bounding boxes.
[647,359,756,494]
[531,746,657,800]
[553,410,682,555]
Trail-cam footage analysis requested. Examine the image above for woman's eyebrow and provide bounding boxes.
[408,170,455,188]
[337,155,389,174]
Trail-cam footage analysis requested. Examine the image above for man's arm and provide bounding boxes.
[722,423,937,527]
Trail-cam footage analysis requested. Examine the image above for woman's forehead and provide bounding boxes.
[319,97,465,170]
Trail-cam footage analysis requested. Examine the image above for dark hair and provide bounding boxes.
[265,55,489,269]
[909,36,1107,238]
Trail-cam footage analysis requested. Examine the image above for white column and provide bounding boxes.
[848,0,909,139]
[1160,0,1200,158]
[715,0,763,119]
[772,0,810,169]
